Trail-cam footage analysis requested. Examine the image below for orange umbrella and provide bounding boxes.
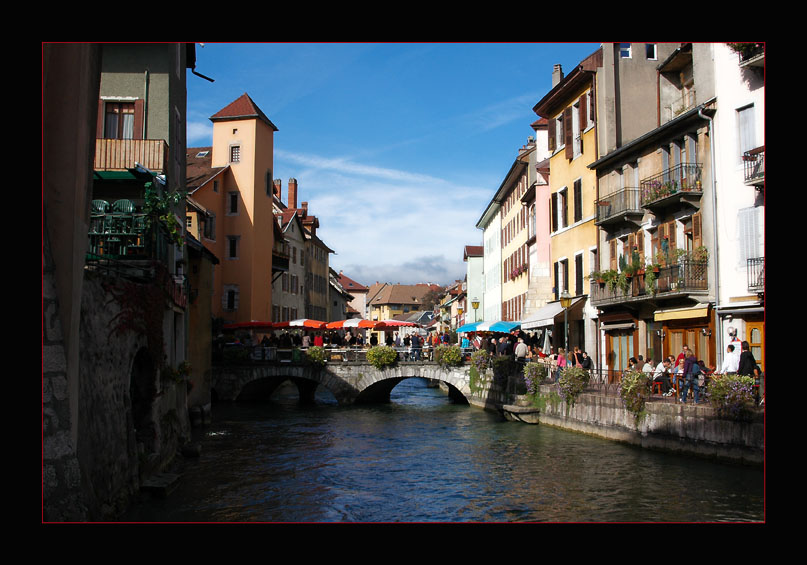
[274,318,326,330]
[325,319,377,329]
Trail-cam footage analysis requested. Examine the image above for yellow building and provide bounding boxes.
[186,93,279,324]
[499,147,533,322]
[533,49,602,355]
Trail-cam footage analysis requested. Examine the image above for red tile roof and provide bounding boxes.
[210,93,278,131]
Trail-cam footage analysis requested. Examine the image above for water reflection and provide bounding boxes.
[120,378,763,523]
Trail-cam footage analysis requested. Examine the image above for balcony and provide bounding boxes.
[595,188,644,227]
[95,138,169,173]
[747,257,764,294]
[590,259,708,307]
[640,163,703,212]
[743,146,764,187]
[87,201,170,263]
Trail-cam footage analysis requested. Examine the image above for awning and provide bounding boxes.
[600,322,636,331]
[475,320,520,333]
[521,297,584,330]
[273,318,327,329]
[456,321,482,333]
[654,305,710,322]
[325,318,377,329]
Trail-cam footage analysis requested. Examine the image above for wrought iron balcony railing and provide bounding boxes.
[640,163,703,209]
[595,188,643,226]
[747,257,764,293]
[590,259,708,306]
[743,147,764,186]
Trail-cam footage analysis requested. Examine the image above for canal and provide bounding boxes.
[120,378,764,523]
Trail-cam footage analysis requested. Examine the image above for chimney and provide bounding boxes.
[273,179,282,201]
[552,64,564,87]
[288,178,298,209]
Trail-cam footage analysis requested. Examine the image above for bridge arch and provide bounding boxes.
[212,362,474,406]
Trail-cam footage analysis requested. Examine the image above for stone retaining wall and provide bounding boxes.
[535,384,764,465]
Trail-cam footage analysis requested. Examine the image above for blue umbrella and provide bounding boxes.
[456,321,482,333]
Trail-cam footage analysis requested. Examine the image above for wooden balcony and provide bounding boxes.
[95,138,169,173]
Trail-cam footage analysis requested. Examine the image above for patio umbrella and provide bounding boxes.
[375,320,419,328]
[273,318,327,330]
[475,320,521,333]
[456,321,482,333]
[325,319,378,329]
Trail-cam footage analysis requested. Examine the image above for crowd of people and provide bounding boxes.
[632,341,763,405]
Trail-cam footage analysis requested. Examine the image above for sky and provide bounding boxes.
[186,42,601,287]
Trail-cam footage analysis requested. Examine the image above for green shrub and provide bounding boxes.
[557,366,590,406]
[366,345,398,369]
[619,369,652,419]
[434,344,463,368]
[305,345,327,367]
[491,356,518,387]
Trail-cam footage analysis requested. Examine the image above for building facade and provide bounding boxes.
[588,43,719,373]
[533,49,602,358]
[187,93,279,324]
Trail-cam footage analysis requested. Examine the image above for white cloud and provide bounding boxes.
[274,149,485,286]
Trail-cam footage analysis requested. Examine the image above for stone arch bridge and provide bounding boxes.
[212,362,475,405]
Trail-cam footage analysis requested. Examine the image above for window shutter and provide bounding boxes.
[692,212,702,249]
[575,254,583,296]
[548,119,556,152]
[551,192,558,232]
[636,230,645,263]
[554,262,559,299]
[609,239,617,271]
[133,99,145,139]
[564,107,574,160]
[97,99,106,138]
[667,221,677,252]
[574,179,582,222]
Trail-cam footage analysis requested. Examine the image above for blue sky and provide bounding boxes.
[186,42,600,287]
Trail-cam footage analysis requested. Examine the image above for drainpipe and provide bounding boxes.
[698,102,721,367]
[143,69,149,140]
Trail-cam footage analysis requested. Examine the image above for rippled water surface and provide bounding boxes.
[121,378,764,523]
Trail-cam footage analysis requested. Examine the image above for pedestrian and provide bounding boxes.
[719,343,740,375]
[411,333,422,361]
[515,338,529,365]
[573,346,584,367]
[679,350,701,404]
[737,340,762,403]
[556,348,566,382]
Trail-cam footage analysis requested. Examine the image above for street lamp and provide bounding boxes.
[471,297,480,322]
[560,290,572,355]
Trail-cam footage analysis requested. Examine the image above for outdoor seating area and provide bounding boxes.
[88,199,148,258]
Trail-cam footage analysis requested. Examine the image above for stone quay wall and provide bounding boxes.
[533,384,764,466]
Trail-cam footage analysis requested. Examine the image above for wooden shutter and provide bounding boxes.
[548,119,556,152]
[564,107,574,160]
[666,221,677,251]
[551,192,558,232]
[574,179,582,222]
[692,212,702,249]
[609,239,617,271]
[636,230,645,263]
